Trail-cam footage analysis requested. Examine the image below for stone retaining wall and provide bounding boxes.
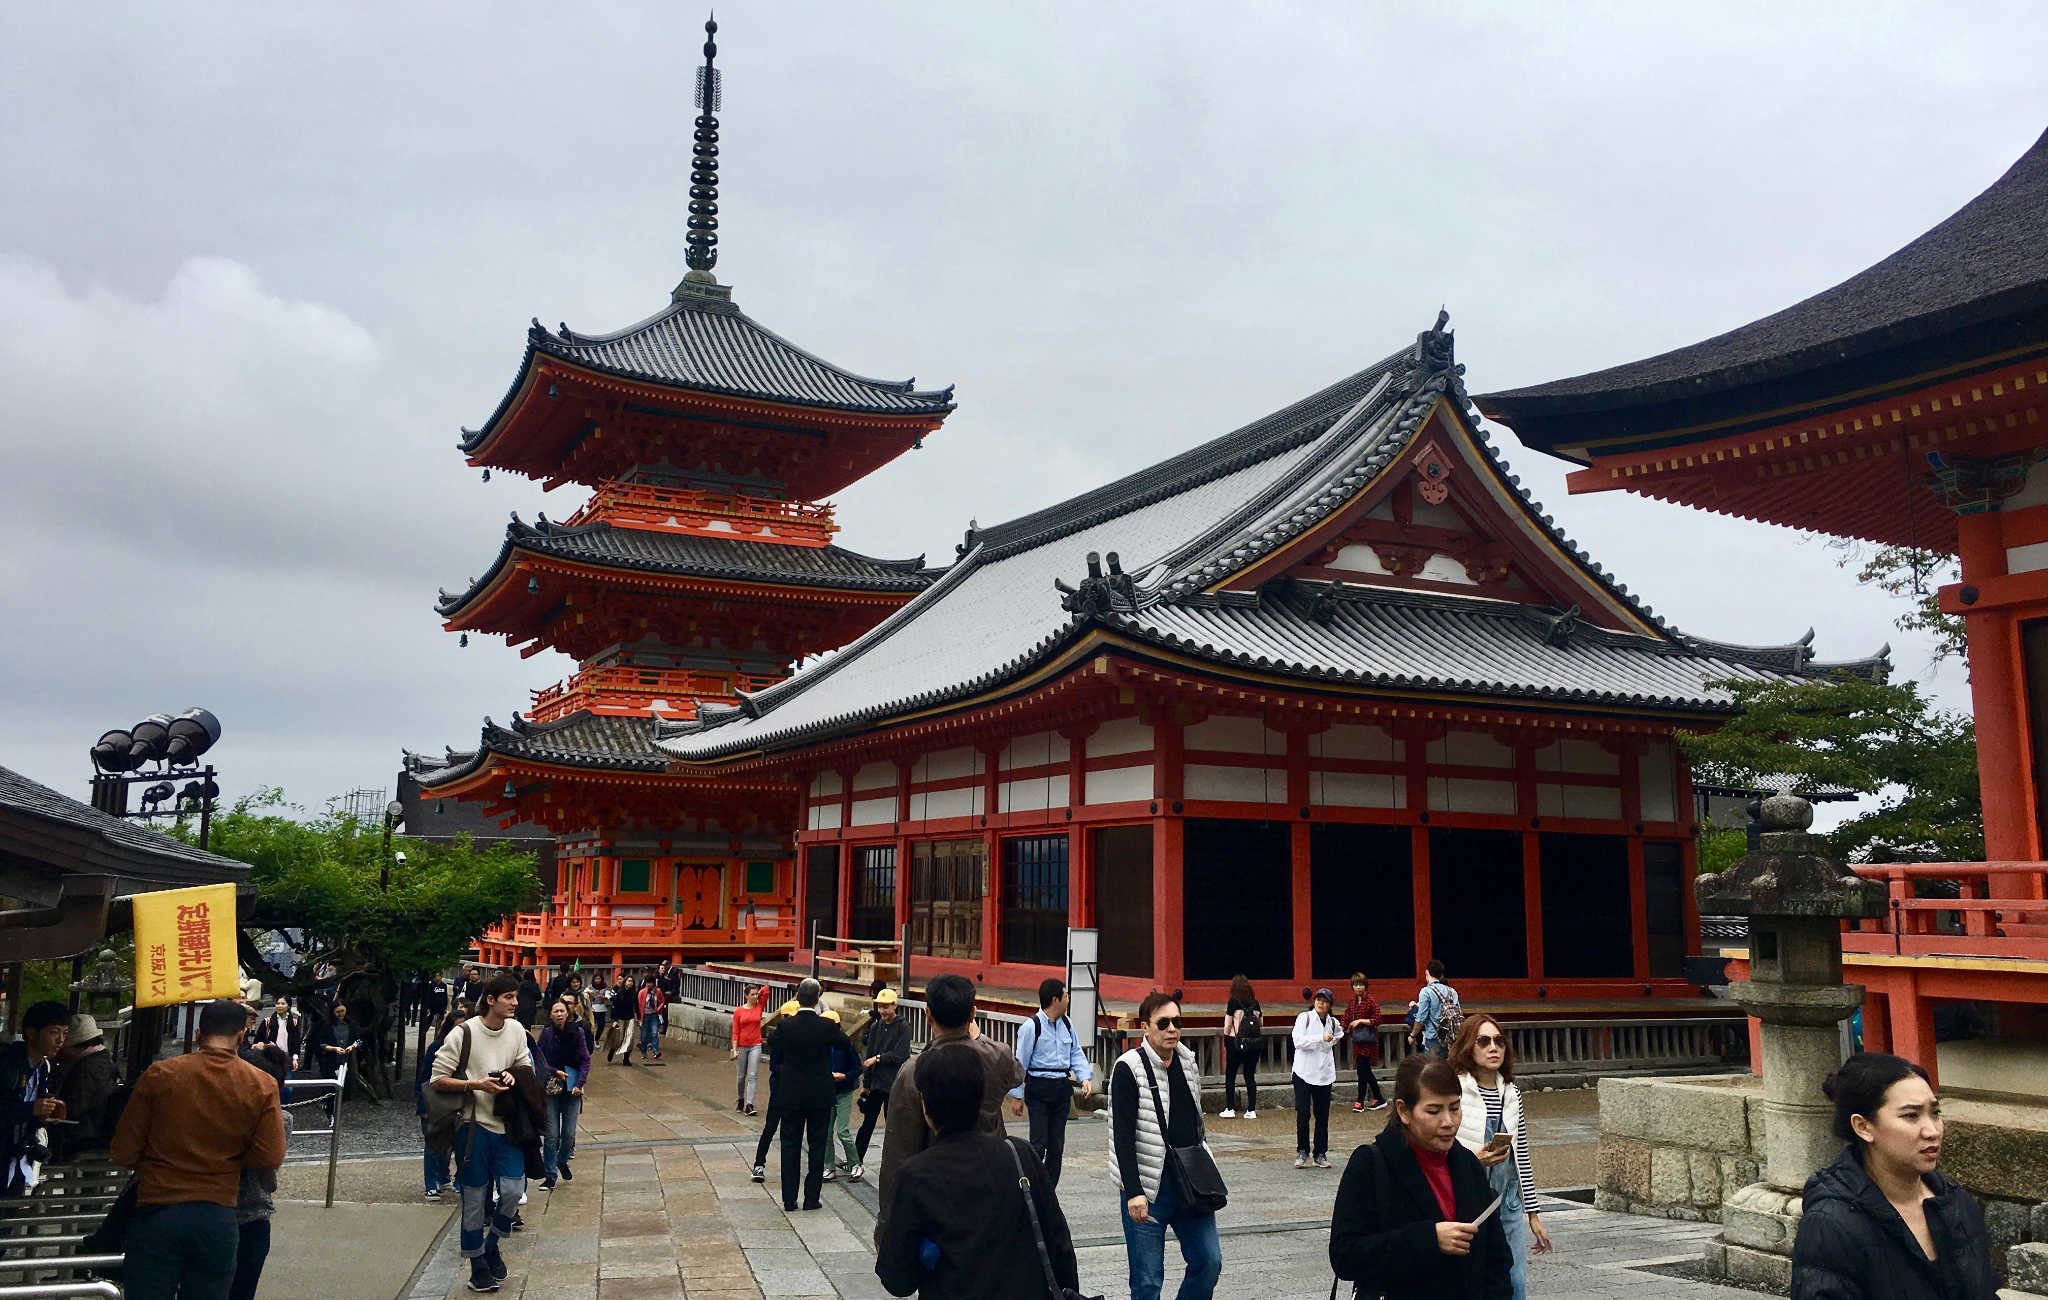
[1597,1074,2048,1284]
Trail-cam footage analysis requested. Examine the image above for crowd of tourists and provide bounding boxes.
[3,953,2004,1300]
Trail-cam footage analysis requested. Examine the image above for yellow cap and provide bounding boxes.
[874,988,899,1005]
[778,1000,801,1017]
[822,1007,840,1022]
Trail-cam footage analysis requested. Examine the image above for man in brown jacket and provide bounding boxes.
[873,973,1024,1247]
[111,999,288,1300]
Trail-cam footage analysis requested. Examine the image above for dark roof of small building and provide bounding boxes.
[656,319,1885,762]
[436,517,932,617]
[1478,126,2048,437]
[0,764,250,892]
[461,282,956,452]
[406,712,670,789]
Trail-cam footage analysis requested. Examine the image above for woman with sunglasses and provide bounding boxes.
[1449,1016,1549,1299]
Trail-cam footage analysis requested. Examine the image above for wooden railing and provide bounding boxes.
[567,481,838,545]
[482,910,798,950]
[529,664,785,723]
[1847,862,2048,961]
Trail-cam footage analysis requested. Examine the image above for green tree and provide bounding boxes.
[1679,677,1982,864]
[183,789,541,1100]
[1828,541,1967,667]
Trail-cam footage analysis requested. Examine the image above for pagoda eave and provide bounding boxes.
[464,358,948,498]
[420,753,798,833]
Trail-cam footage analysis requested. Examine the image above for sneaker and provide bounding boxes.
[559,1163,574,1182]
[849,1164,864,1183]
[425,1187,443,1202]
[735,1099,745,1112]
[1368,1100,1388,1111]
[539,1175,556,1190]
[821,1168,837,1182]
[467,1259,500,1293]
[1352,1100,1365,1113]
[1315,1155,1332,1169]
[751,1164,765,1183]
[1218,1108,1237,1118]
[508,1215,525,1233]
[516,1192,528,1207]
[1244,1111,1257,1120]
[1294,1153,1308,1169]
[483,1239,508,1280]
[745,1104,757,1117]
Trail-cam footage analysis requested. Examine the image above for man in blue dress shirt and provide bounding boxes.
[1006,977,1094,1188]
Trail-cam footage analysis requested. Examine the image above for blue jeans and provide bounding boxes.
[545,1092,583,1177]
[640,1014,662,1055]
[123,1202,239,1300]
[454,1123,526,1257]
[1119,1165,1222,1300]
[421,1116,451,1192]
[1485,1112,1529,1300]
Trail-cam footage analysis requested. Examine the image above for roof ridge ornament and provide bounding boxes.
[1054,551,1138,616]
[680,14,724,289]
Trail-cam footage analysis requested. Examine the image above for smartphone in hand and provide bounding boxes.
[1484,1131,1513,1156]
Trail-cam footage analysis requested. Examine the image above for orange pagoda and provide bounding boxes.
[1480,125,2048,1086]
[409,19,954,969]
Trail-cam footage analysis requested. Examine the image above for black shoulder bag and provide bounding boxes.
[1139,1051,1227,1214]
[1004,1137,1102,1300]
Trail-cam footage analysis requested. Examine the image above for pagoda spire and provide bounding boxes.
[683,14,723,282]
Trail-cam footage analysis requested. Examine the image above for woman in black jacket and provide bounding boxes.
[1329,1055,1510,1300]
[876,1043,1080,1300]
[1791,1052,1999,1299]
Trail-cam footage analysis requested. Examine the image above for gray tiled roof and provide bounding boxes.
[658,319,1883,763]
[1479,126,2048,420]
[461,285,955,452]
[407,712,669,788]
[1101,587,1886,712]
[0,764,249,890]
[436,518,931,617]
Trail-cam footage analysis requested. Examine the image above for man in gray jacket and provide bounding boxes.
[873,974,1023,1247]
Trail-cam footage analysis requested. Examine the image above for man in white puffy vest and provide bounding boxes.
[1107,992,1222,1300]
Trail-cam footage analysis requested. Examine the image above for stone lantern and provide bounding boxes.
[1695,793,1887,1286]
[69,946,129,1023]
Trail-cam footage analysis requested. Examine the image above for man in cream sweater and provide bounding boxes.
[431,972,532,1293]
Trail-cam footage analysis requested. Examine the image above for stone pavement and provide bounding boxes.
[390,1040,1776,1299]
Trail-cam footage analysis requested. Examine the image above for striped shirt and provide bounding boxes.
[1477,1081,1537,1207]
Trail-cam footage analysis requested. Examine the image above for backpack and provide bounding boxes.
[1234,1004,1263,1050]
[1429,984,1464,1043]
[421,1024,473,1155]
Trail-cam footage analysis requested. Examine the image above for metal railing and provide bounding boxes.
[279,1077,344,1207]
[0,1157,126,1295]
[667,963,1745,1081]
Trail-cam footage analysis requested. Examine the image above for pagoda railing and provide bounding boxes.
[1846,862,2048,961]
[478,909,798,952]
[566,481,838,546]
[529,664,786,723]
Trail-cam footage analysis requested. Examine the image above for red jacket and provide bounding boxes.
[639,986,666,1018]
[731,986,770,1049]
[1343,993,1382,1064]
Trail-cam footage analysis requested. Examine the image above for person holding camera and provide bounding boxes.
[1,1000,69,1196]
[430,972,533,1294]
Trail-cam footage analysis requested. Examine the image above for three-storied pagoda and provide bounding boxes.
[410,20,954,969]
[658,313,1885,1007]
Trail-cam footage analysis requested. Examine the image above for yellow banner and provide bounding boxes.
[132,883,241,1008]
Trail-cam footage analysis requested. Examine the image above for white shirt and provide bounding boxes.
[1290,1010,1339,1086]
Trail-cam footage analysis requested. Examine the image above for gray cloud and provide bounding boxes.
[4,2,2036,816]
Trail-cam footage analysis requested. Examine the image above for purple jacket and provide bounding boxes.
[536,1023,590,1084]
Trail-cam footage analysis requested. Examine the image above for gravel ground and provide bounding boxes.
[283,1030,438,1163]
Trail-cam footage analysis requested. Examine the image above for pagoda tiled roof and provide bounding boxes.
[0,764,249,891]
[461,284,956,452]
[657,318,1889,762]
[406,711,669,789]
[1478,126,2048,437]
[436,517,932,617]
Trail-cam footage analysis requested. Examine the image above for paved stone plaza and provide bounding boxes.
[361,1042,1776,1300]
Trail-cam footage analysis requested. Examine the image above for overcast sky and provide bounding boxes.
[4,3,2042,820]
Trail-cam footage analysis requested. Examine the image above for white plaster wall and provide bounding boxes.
[1086,718,1154,758]
[1184,715,1285,754]
[1327,544,1391,575]
[911,746,981,784]
[909,785,983,821]
[1432,730,1515,769]
[1085,764,1153,804]
[809,771,844,799]
[1639,743,1679,822]
[1427,777,1517,815]
[1311,771,1403,809]
[1183,764,1284,802]
[852,761,897,792]
[1537,783,1623,821]
[1315,724,1401,761]
[849,796,897,827]
[1001,731,1070,770]
[1535,739,1620,775]
[807,802,843,831]
[1000,775,1071,813]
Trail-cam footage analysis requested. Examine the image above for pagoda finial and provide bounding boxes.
[683,14,723,281]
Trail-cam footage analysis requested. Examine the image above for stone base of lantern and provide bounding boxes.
[1704,1182,1802,1288]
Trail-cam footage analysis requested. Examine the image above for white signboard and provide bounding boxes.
[1066,927,1100,1059]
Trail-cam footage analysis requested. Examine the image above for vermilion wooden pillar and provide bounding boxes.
[1861,990,1891,1054]
[1955,512,2035,867]
[1887,979,1939,1085]
[1154,816,1184,991]
[1290,822,1313,984]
